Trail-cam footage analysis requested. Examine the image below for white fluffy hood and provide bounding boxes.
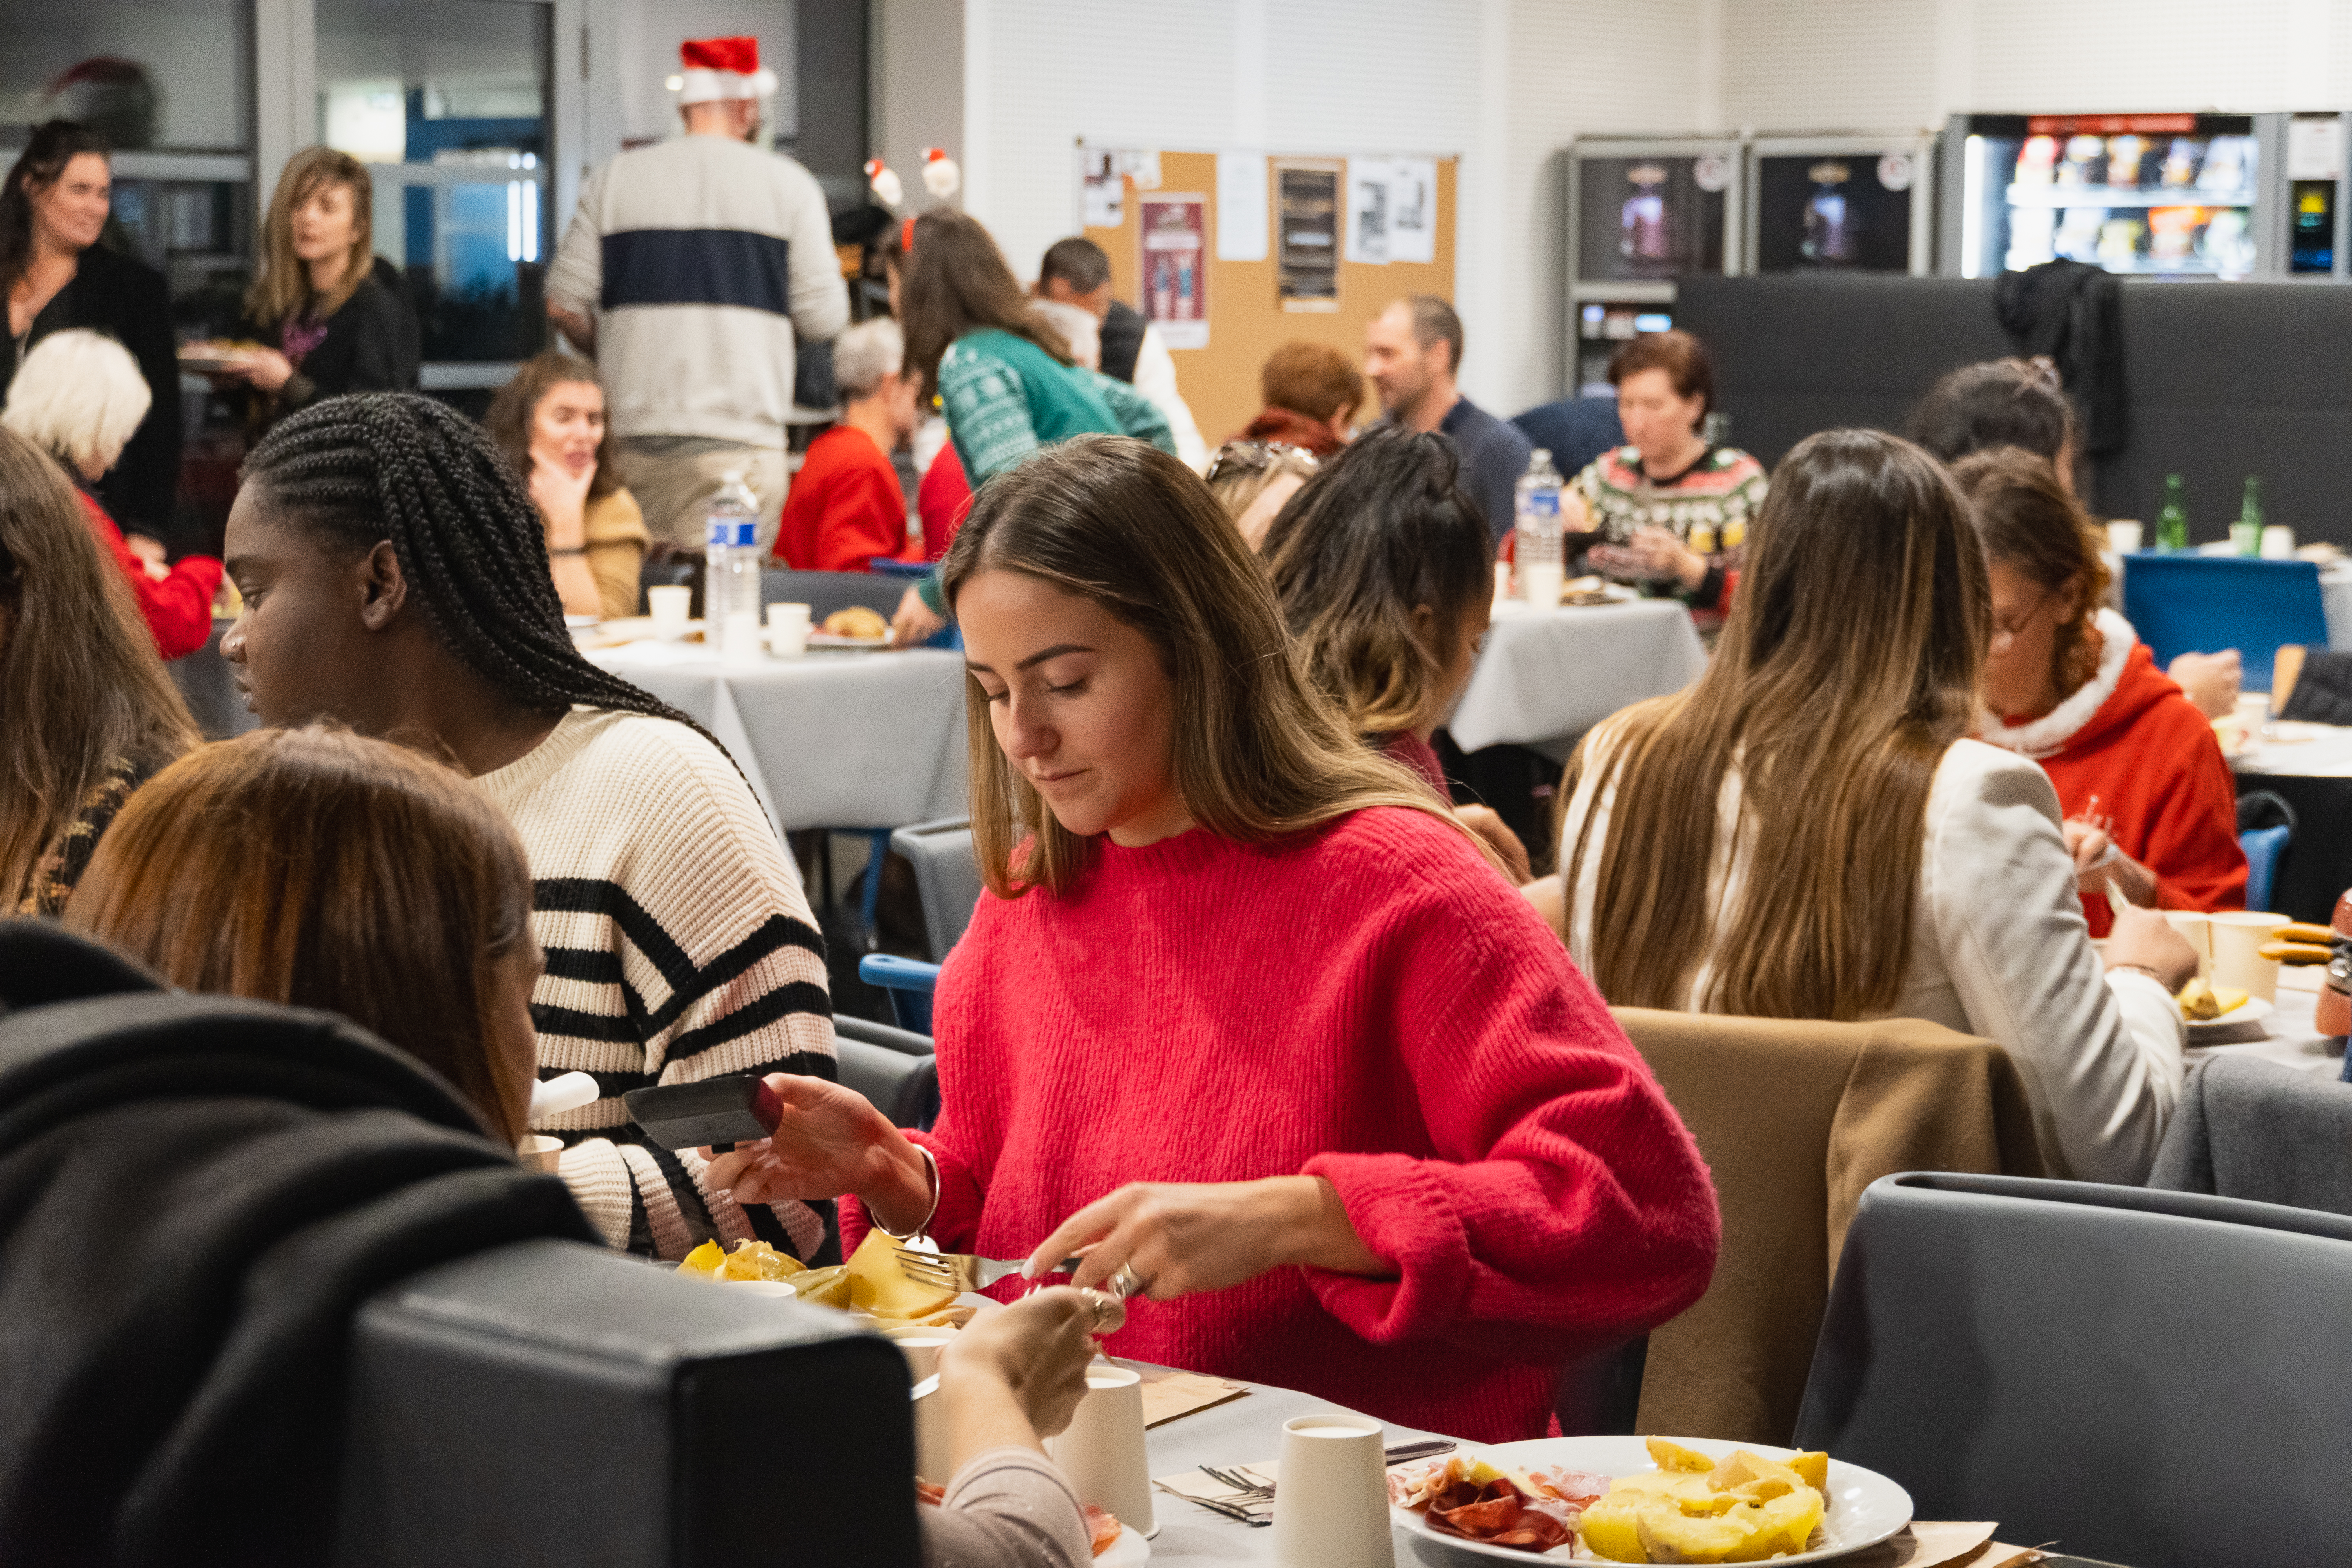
[1978,607,2136,760]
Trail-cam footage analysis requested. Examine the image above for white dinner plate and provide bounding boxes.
[1387,1435,1912,1564]
[808,630,890,649]
[1096,1522,1149,1565]
[2186,995,2274,1041]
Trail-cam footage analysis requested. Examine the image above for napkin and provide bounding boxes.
[1153,1459,1276,1499]
[1828,1522,2045,1568]
[1133,1366,1249,1426]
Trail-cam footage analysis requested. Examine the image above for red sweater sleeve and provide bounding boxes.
[80,493,221,660]
[1299,868,1719,1357]
[2143,715,2249,913]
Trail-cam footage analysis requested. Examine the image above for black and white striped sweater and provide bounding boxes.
[477,707,837,1261]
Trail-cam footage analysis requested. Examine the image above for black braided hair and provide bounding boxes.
[240,391,720,742]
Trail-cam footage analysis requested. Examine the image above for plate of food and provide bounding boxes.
[177,338,266,372]
[2178,978,2272,1040]
[1388,1434,1911,1563]
[811,605,891,647]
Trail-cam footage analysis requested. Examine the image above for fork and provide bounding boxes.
[893,1246,1083,1294]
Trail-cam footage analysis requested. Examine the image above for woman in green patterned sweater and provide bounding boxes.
[882,211,1174,644]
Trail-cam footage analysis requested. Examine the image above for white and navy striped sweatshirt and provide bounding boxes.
[477,707,836,1261]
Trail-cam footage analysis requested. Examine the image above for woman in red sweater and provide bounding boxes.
[1956,448,2245,935]
[708,435,1718,1441]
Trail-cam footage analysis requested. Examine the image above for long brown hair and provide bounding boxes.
[0,426,196,904]
[65,727,537,1143]
[1564,428,1989,1019]
[484,351,623,502]
[1262,426,1492,736]
[1951,446,2110,699]
[939,434,1466,897]
[892,209,1071,400]
[245,147,374,330]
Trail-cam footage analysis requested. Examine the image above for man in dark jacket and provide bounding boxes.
[1365,294,1531,546]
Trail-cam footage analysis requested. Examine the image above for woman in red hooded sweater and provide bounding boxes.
[1957,448,2246,936]
[707,434,1718,1443]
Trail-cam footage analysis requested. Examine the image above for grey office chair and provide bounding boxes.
[761,567,904,623]
[1794,1172,2352,1568]
[836,1014,939,1129]
[335,1238,920,1568]
[889,817,984,962]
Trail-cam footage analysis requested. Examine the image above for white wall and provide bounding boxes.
[961,0,1709,418]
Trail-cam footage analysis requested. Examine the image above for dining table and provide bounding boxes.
[2231,719,2352,924]
[2184,958,2343,1080]
[1446,595,1710,763]
[583,640,969,838]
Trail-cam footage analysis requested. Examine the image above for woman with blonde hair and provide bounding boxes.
[210,147,419,430]
[0,424,196,914]
[1544,428,2196,1186]
[64,726,543,1144]
[484,351,649,619]
[3,327,222,658]
[1202,438,1318,551]
[706,434,1718,1442]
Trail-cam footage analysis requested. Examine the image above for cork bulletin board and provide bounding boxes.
[1078,147,1458,448]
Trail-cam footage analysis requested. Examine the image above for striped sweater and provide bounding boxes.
[476,707,837,1261]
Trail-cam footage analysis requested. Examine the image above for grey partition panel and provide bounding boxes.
[335,1239,921,1568]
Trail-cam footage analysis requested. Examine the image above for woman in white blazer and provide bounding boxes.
[1532,428,2195,1186]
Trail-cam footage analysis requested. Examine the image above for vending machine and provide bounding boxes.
[1563,138,1742,394]
[1934,112,2351,279]
[1744,134,1938,276]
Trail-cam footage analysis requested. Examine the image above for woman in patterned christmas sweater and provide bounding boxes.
[221,392,837,1263]
[1565,330,1766,636]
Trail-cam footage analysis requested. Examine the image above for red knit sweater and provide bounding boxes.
[848,808,1719,1441]
[1989,616,2245,937]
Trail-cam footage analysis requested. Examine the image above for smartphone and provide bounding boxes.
[623,1076,783,1153]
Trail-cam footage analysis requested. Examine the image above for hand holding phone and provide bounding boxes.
[623,1076,784,1153]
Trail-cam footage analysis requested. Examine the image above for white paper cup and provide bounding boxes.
[720,610,765,663]
[722,1278,799,1299]
[1044,1364,1156,1537]
[2161,911,2214,984]
[1270,1413,1394,1568]
[1519,560,1564,609]
[2106,520,2143,554]
[885,1330,955,1381]
[910,1378,953,1485]
[647,584,691,639]
[2263,524,2296,559]
[2210,911,2285,1002]
[768,601,812,658]
[517,1133,563,1174]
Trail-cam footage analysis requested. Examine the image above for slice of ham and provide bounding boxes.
[1082,1505,1123,1557]
[1390,1455,1604,1555]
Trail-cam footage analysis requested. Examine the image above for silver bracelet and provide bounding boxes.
[871,1142,940,1241]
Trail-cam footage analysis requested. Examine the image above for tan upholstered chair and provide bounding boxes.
[1614,1008,2045,1445]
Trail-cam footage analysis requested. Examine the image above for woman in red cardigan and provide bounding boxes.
[1956,448,2246,935]
[708,434,1718,1441]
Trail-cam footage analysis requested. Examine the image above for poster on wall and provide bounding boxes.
[1276,161,1341,311]
[1138,193,1209,350]
[1386,157,1437,265]
[1216,151,1269,261]
[1080,148,1123,228]
[1346,156,1393,263]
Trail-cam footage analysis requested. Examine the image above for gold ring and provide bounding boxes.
[1110,1262,1149,1299]
[1082,1287,1128,1334]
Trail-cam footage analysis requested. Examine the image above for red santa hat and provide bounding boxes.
[675,37,778,104]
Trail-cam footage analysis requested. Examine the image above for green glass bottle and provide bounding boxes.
[2233,475,2265,556]
[2157,474,2190,552]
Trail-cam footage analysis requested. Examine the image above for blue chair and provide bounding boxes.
[2241,825,2290,911]
[2119,555,2328,692]
[858,953,941,1034]
[1510,396,1624,479]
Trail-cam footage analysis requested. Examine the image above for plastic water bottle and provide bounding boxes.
[1515,448,1566,607]
[704,471,763,660]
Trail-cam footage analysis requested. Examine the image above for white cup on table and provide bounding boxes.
[883,1327,955,1381]
[2263,524,2296,559]
[2210,910,2285,1002]
[2106,520,2143,554]
[720,610,765,663]
[646,584,691,640]
[1270,1412,1394,1568]
[2161,911,2214,985]
[768,601,813,659]
[1044,1363,1156,1538]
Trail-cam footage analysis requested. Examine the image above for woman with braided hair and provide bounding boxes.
[220,391,839,1263]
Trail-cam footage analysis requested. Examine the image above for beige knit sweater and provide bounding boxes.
[477,707,836,1260]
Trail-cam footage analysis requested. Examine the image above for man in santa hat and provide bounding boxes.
[547,36,847,552]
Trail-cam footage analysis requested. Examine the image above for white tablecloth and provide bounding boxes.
[588,643,969,834]
[2231,720,2352,780]
[2185,963,2345,1080]
[1447,597,1709,761]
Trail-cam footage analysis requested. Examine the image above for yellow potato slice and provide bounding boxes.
[1786,1451,1828,1492]
[847,1230,958,1317]
[676,1239,724,1276]
[1646,1436,1717,1473]
[791,1265,853,1308]
[1577,1494,1650,1563]
[1723,1490,1825,1561]
[1635,1501,1757,1563]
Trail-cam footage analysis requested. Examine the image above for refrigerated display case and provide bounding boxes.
[1564,138,1742,394]
[1934,112,2348,280]
[1746,135,1937,276]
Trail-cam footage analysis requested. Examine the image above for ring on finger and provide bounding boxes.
[1109,1262,1150,1299]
